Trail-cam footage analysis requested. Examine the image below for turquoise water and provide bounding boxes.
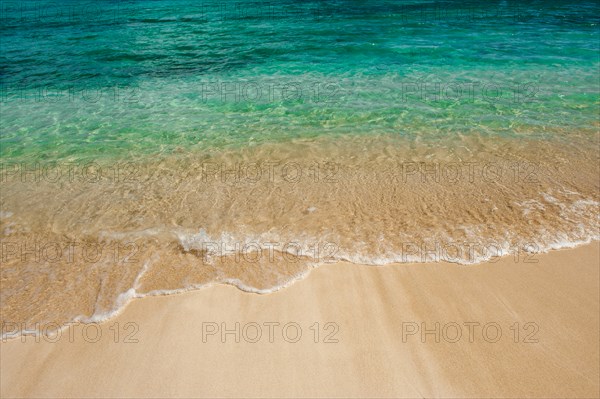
[2,1,600,331]
[1,0,599,160]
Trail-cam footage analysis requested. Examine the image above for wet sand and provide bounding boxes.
[1,242,598,398]
[2,134,599,328]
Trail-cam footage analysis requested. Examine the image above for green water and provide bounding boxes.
[1,0,599,161]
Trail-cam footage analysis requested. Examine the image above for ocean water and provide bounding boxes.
[1,1,599,335]
[2,0,599,159]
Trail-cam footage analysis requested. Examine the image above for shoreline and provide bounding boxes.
[2,242,598,398]
[2,133,598,330]
[2,237,600,338]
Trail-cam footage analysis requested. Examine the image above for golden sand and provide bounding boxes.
[1,242,598,398]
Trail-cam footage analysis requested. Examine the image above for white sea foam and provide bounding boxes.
[3,191,599,341]
[3,232,597,341]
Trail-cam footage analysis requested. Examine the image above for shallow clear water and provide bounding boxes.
[1,1,599,334]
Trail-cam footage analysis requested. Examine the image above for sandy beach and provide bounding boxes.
[2,1,599,398]
[1,242,598,398]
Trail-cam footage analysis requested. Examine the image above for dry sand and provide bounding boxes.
[1,242,599,398]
